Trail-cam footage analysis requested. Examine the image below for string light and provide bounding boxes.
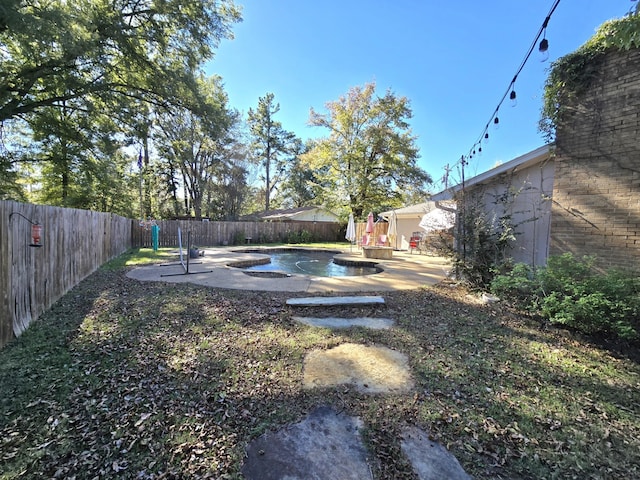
[539,37,549,61]
[443,0,562,186]
[539,16,550,61]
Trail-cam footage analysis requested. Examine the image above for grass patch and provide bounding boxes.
[1,260,639,478]
[101,247,179,270]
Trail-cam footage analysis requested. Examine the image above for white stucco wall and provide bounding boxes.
[465,159,555,267]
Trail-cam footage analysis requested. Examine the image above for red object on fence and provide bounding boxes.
[31,223,42,246]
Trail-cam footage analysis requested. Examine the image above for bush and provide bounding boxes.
[491,253,640,341]
[284,229,314,244]
[489,262,540,312]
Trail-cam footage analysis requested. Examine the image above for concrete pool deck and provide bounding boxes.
[126,246,452,292]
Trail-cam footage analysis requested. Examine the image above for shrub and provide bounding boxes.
[491,253,640,341]
[489,262,540,312]
[285,229,314,244]
[299,229,314,243]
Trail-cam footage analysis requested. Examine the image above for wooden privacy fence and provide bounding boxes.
[0,201,132,349]
[132,219,343,248]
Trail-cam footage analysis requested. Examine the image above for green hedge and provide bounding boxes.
[491,253,640,341]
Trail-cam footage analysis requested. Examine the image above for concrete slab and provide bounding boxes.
[293,316,395,330]
[286,295,385,307]
[303,343,413,394]
[125,246,451,293]
[241,406,372,480]
[400,426,473,480]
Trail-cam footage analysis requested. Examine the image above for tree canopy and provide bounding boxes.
[303,82,431,219]
[0,0,241,122]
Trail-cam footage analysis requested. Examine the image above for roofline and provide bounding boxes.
[430,144,552,201]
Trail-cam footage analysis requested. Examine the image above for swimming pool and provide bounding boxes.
[233,249,380,277]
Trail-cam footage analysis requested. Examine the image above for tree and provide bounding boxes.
[278,140,329,208]
[0,0,241,123]
[304,82,431,219]
[155,75,242,219]
[247,93,297,211]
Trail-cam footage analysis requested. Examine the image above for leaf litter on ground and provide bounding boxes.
[0,265,639,479]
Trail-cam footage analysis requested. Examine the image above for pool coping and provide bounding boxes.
[125,246,452,293]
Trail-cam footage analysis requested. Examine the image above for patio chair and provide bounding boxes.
[358,234,370,249]
[409,233,423,254]
[376,234,388,247]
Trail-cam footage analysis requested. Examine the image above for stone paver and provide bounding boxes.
[303,343,413,394]
[293,316,395,329]
[242,406,372,480]
[401,426,473,480]
[286,295,385,306]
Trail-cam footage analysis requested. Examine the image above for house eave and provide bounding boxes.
[431,144,552,201]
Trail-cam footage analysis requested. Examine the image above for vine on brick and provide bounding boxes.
[540,11,640,142]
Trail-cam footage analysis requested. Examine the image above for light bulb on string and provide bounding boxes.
[494,116,500,130]
[539,16,550,62]
[484,132,489,144]
[510,89,517,107]
[539,37,549,62]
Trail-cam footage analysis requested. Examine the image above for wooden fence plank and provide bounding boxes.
[1,201,132,349]
[131,219,343,248]
[1,202,349,349]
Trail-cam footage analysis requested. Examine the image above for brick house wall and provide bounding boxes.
[550,48,640,271]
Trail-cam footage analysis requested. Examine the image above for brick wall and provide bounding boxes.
[550,48,640,271]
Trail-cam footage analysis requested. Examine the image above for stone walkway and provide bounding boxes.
[127,248,469,478]
[242,295,472,480]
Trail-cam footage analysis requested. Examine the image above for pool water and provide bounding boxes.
[244,250,379,277]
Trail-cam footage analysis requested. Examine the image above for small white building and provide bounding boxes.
[244,206,340,223]
[379,202,437,250]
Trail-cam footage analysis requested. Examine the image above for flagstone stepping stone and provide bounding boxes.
[241,406,371,480]
[303,343,413,393]
[286,295,385,307]
[400,426,473,480]
[293,316,394,330]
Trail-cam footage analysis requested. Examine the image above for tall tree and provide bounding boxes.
[0,0,241,122]
[247,93,297,211]
[155,76,241,219]
[304,82,431,218]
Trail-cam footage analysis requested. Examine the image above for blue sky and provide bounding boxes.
[206,1,635,191]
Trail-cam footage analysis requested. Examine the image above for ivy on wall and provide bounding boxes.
[540,12,640,141]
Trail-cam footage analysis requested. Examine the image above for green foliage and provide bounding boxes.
[154,75,244,220]
[284,229,314,244]
[491,253,640,341]
[489,262,538,310]
[232,230,246,246]
[247,93,298,211]
[0,0,241,214]
[303,82,431,218]
[450,194,519,289]
[278,141,330,209]
[541,12,640,140]
[0,0,241,122]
